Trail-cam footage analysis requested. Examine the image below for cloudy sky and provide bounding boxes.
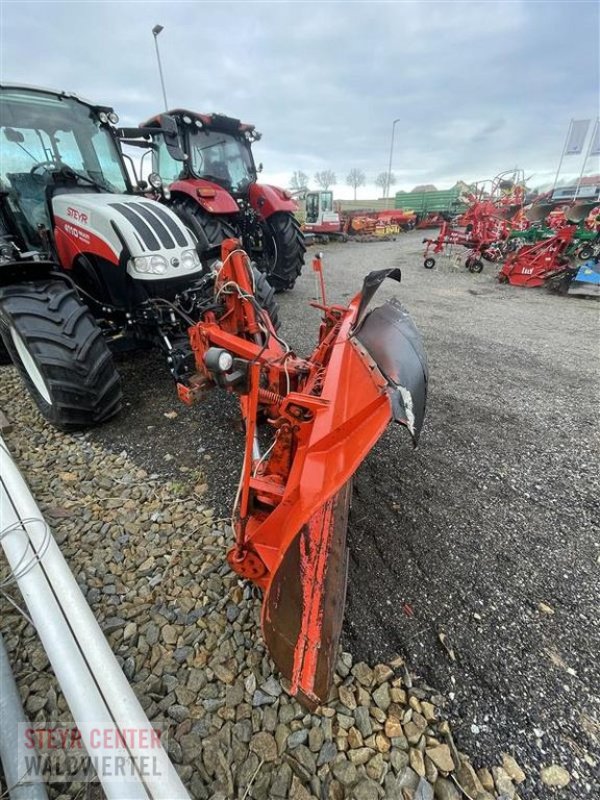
[1,1,599,198]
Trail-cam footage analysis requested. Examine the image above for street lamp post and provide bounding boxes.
[386,118,401,200]
[152,24,169,111]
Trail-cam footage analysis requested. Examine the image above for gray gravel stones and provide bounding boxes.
[0,364,542,800]
[250,731,278,762]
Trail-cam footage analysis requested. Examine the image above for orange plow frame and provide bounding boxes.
[178,240,428,706]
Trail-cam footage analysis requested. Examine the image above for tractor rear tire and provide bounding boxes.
[260,212,306,292]
[0,280,122,430]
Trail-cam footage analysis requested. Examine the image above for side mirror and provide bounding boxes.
[257,162,263,173]
[4,127,25,144]
[160,115,187,162]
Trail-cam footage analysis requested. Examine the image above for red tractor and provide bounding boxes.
[134,110,306,291]
[0,84,278,428]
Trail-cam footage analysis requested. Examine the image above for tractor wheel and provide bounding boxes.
[170,198,237,265]
[424,257,435,269]
[0,280,122,430]
[251,266,280,331]
[258,212,306,292]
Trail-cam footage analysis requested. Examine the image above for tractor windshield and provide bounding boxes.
[188,128,254,193]
[0,87,128,244]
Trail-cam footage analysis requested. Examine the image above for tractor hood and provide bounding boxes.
[52,193,201,281]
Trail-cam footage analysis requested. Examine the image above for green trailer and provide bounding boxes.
[394,186,468,216]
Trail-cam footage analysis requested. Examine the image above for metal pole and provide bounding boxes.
[0,435,190,800]
[152,25,169,111]
[574,118,599,200]
[386,118,400,200]
[551,119,573,194]
[0,633,49,800]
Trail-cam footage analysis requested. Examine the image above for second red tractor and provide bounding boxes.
[134,110,306,291]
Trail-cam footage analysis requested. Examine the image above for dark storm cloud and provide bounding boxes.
[1,1,598,193]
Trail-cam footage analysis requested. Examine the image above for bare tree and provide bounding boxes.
[346,168,366,200]
[290,171,309,191]
[375,171,396,197]
[314,170,337,190]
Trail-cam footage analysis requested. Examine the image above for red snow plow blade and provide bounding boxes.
[181,241,428,706]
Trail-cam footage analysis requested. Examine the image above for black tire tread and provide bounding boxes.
[264,212,306,292]
[251,267,280,331]
[0,280,122,430]
[170,198,237,261]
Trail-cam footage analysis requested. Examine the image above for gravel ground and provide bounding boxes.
[1,231,598,799]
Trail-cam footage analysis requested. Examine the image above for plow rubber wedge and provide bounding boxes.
[180,241,428,707]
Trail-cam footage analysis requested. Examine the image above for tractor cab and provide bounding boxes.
[0,85,130,253]
[134,109,305,292]
[141,110,259,196]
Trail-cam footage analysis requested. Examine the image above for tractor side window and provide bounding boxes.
[54,130,86,172]
[89,129,128,192]
[156,137,183,184]
[1,128,49,180]
[0,127,53,237]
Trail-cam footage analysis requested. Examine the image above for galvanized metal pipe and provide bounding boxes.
[0,632,49,800]
[0,436,189,800]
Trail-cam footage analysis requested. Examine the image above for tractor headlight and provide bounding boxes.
[108,111,119,125]
[98,111,109,124]
[131,256,150,273]
[180,248,200,270]
[149,255,167,274]
[129,254,168,275]
[148,172,163,189]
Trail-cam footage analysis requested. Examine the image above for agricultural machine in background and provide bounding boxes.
[133,110,306,291]
[0,84,429,707]
[299,189,346,240]
[0,84,278,427]
[422,169,528,272]
[296,189,415,242]
[342,208,416,237]
[499,201,600,293]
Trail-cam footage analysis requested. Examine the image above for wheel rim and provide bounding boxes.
[10,328,52,405]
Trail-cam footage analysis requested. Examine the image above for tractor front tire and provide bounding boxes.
[170,198,237,265]
[0,280,122,430]
[424,257,435,269]
[261,212,306,292]
[251,267,280,331]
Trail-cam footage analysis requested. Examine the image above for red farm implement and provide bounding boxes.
[179,241,428,707]
[499,226,576,287]
[422,170,527,272]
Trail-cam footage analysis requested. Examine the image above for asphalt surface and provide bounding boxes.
[89,233,600,798]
